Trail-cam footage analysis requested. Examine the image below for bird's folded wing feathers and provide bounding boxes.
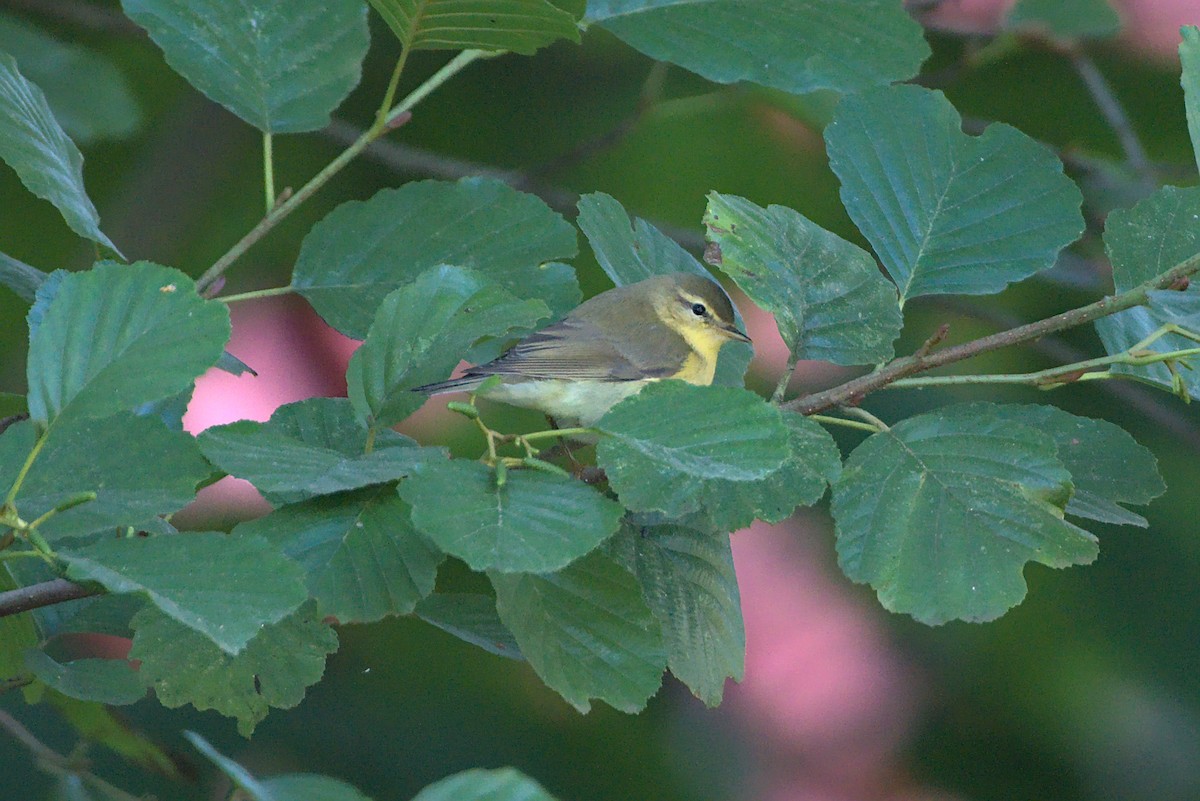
[474,318,681,381]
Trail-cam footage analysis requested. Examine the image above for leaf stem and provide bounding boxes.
[771,355,800,404]
[376,48,411,130]
[4,430,48,507]
[263,131,275,212]
[787,250,1200,415]
[218,286,294,304]
[841,406,890,431]
[195,50,489,294]
[520,427,597,442]
[809,414,883,434]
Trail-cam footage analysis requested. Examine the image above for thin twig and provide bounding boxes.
[1066,45,1156,187]
[0,709,149,801]
[787,251,1200,415]
[0,578,98,619]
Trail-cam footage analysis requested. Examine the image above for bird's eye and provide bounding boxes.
[691,303,707,317]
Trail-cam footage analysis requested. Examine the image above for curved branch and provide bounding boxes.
[786,251,1200,415]
[0,578,98,619]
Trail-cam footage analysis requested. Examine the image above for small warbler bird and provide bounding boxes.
[413,272,751,426]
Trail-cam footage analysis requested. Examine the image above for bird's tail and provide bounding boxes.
[411,374,489,395]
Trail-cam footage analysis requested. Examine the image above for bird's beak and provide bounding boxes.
[721,322,752,343]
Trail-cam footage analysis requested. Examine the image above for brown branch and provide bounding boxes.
[786,251,1200,415]
[0,578,98,619]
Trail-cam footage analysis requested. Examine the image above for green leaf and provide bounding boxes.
[186,736,377,801]
[46,692,179,776]
[23,650,146,706]
[0,567,39,687]
[347,266,550,428]
[684,410,842,533]
[416,593,523,660]
[413,768,558,801]
[236,487,442,623]
[0,50,118,251]
[575,192,752,386]
[262,775,376,801]
[0,415,211,541]
[0,249,46,303]
[1095,185,1200,394]
[831,404,1099,624]
[25,262,229,426]
[595,382,789,518]
[704,192,901,365]
[1104,185,1200,291]
[607,521,742,706]
[368,0,578,54]
[121,0,369,133]
[825,85,1084,305]
[984,405,1164,526]
[0,13,141,143]
[584,0,929,95]
[491,549,666,712]
[134,603,337,736]
[199,397,443,500]
[399,460,623,573]
[292,178,579,339]
[1183,27,1200,177]
[52,594,145,639]
[185,732,275,799]
[1006,0,1121,39]
[59,532,308,655]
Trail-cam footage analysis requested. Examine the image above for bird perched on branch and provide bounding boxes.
[413,272,751,426]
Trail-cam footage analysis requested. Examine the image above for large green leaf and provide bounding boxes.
[59,532,308,655]
[704,192,901,365]
[595,382,789,517]
[347,266,550,429]
[292,178,579,338]
[491,550,666,712]
[413,769,559,801]
[1095,186,1200,394]
[134,604,337,736]
[0,13,141,143]
[1006,0,1121,39]
[831,404,1098,624]
[575,192,752,386]
[684,410,841,533]
[986,405,1164,526]
[23,650,146,706]
[1184,27,1200,177]
[25,262,229,426]
[416,593,523,660]
[0,50,117,251]
[0,415,211,541]
[368,0,578,53]
[607,521,742,706]
[198,397,443,500]
[121,0,369,133]
[825,85,1084,305]
[236,487,442,623]
[584,0,928,95]
[399,460,623,573]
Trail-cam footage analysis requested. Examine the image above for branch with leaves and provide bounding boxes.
[2,2,1200,798]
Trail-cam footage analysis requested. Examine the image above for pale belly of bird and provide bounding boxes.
[482,378,652,428]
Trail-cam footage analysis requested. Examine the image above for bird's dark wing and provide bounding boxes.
[468,316,685,382]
